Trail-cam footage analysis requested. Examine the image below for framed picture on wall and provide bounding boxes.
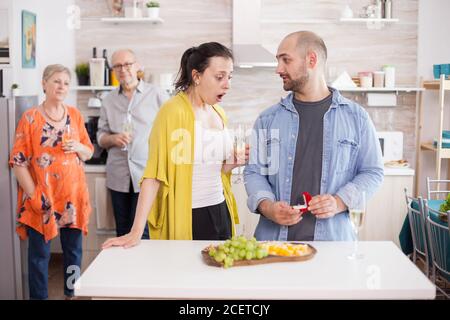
[21,10,36,68]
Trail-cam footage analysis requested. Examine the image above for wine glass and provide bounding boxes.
[62,124,72,164]
[232,124,249,184]
[121,114,133,151]
[348,191,366,260]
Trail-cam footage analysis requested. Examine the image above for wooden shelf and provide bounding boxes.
[261,19,337,24]
[71,86,117,91]
[100,17,163,24]
[340,18,399,23]
[336,87,424,92]
[261,18,400,24]
[423,79,450,90]
[420,143,450,159]
[415,75,450,195]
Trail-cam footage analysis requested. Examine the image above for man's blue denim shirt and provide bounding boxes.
[243,88,384,241]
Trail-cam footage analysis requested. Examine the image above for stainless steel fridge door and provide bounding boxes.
[0,97,23,299]
[0,95,38,299]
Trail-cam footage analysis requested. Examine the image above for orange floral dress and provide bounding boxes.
[9,106,94,242]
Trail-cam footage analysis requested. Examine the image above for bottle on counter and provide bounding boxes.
[375,0,382,19]
[384,0,392,19]
[380,0,386,18]
[110,69,119,87]
[89,47,105,87]
[102,49,111,86]
[383,65,395,88]
[373,71,385,88]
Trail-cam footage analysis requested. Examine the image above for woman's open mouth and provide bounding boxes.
[216,93,226,102]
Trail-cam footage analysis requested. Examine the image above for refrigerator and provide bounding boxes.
[0,95,38,299]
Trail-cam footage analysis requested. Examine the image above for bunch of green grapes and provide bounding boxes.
[208,235,269,268]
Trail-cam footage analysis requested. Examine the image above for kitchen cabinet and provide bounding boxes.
[359,169,414,247]
[82,167,115,271]
[336,87,423,93]
[232,180,259,238]
[415,75,450,195]
[232,169,414,247]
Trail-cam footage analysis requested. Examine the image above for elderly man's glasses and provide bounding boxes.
[112,62,135,71]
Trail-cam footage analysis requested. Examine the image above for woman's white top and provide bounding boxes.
[192,120,233,209]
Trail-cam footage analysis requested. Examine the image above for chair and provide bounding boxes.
[423,201,450,299]
[426,177,450,200]
[404,188,429,277]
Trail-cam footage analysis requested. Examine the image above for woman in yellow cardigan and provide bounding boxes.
[103,42,247,247]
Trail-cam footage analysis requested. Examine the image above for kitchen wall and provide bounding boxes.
[75,0,419,165]
[3,0,76,104]
[416,0,450,197]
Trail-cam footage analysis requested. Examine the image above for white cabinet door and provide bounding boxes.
[231,181,259,238]
[360,175,413,247]
[94,177,115,231]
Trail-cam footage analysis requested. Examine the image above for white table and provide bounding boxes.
[74,240,436,299]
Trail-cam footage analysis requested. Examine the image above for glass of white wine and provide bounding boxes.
[232,124,249,184]
[348,191,366,260]
[121,114,133,151]
[62,124,72,164]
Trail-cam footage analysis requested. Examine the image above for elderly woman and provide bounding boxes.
[9,64,94,299]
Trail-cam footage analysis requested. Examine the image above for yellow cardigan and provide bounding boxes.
[141,91,239,239]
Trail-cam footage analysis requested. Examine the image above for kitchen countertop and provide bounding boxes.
[74,240,435,299]
[84,164,106,173]
[84,164,415,176]
[383,167,415,176]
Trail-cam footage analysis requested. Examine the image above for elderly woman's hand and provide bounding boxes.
[62,139,81,154]
[62,139,93,161]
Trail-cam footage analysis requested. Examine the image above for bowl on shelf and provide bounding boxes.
[433,64,450,79]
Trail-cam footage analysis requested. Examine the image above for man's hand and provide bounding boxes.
[308,194,347,219]
[258,200,303,226]
[110,133,132,149]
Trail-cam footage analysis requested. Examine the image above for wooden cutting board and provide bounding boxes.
[201,244,317,268]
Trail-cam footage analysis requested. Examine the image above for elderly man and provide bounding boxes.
[97,49,169,238]
[244,31,383,241]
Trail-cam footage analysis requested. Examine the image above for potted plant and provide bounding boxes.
[75,63,90,86]
[146,1,160,19]
[439,194,450,222]
[11,83,20,96]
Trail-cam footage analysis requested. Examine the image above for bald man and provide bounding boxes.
[244,31,383,241]
[97,49,169,239]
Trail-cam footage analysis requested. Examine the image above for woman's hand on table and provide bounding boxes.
[102,231,141,249]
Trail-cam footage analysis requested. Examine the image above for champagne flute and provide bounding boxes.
[348,191,366,260]
[232,124,249,184]
[62,124,72,164]
[121,114,133,151]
